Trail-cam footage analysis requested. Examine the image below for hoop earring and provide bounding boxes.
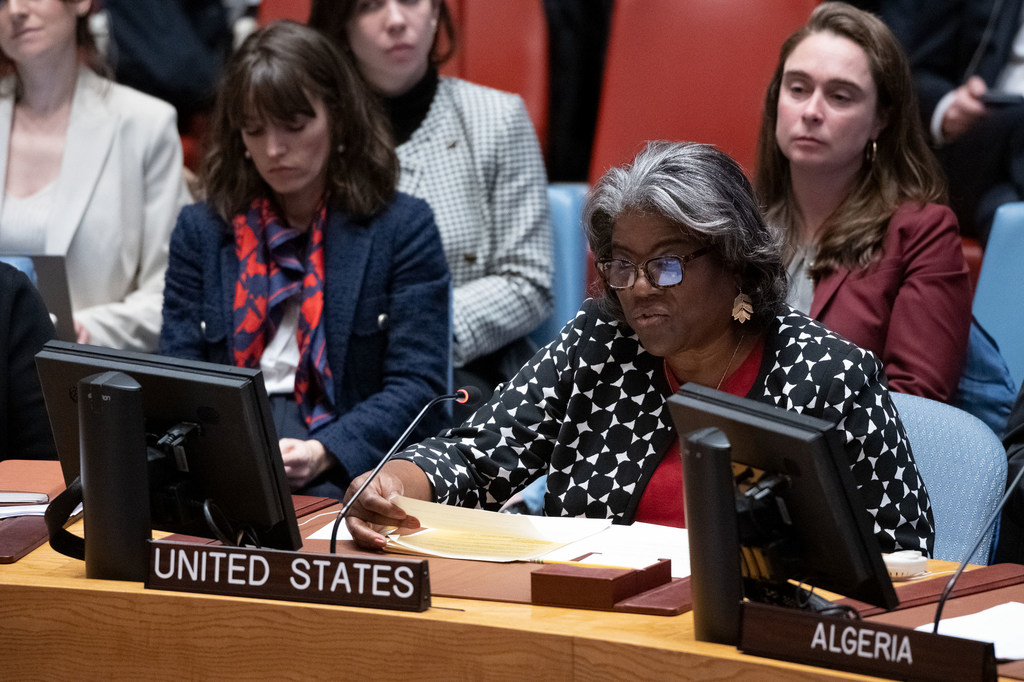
[732,290,753,324]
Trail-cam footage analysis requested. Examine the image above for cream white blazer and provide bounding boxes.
[0,67,190,351]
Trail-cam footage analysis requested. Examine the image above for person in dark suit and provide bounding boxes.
[159,21,451,499]
[0,262,56,461]
[755,2,972,403]
[869,0,1024,244]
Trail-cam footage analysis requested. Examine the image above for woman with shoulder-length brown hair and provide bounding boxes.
[160,20,451,500]
[754,1,972,403]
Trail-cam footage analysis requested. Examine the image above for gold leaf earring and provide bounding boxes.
[732,290,753,324]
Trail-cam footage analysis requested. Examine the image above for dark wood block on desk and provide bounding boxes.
[531,559,675,611]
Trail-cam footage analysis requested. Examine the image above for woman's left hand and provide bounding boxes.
[74,320,91,345]
[279,438,332,489]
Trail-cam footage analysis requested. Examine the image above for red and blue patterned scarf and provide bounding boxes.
[232,197,336,430]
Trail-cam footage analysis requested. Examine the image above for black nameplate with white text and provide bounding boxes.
[146,540,430,612]
[740,602,996,681]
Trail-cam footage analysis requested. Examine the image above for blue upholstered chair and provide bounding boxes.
[529,183,590,347]
[973,202,1024,390]
[891,392,1007,564]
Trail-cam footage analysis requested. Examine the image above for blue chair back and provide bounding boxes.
[973,202,1024,389]
[891,392,1007,564]
[529,183,590,347]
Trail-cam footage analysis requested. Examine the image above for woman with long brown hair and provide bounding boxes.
[755,2,972,403]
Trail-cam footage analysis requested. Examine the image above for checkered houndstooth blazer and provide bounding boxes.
[398,299,936,556]
[397,77,553,367]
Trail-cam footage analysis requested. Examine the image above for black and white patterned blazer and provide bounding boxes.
[396,77,553,366]
[398,299,936,555]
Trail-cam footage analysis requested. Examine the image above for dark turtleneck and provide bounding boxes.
[382,67,439,146]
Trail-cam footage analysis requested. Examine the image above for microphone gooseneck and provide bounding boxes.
[931,461,1024,633]
[328,387,483,553]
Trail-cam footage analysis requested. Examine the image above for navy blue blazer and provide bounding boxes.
[159,194,451,495]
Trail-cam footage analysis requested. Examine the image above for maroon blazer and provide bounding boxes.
[811,202,972,403]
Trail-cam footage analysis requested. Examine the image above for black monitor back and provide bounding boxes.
[36,341,301,550]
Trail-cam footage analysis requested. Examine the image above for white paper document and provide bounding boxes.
[304,497,692,575]
[385,496,612,562]
[0,503,49,519]
[542,521,691,578]
[914,602,1024,660]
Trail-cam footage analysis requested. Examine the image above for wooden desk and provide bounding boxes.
[0,529,884,681]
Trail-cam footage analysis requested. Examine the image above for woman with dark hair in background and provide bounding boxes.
[0,0,188,351]
[309,0,553,407]
[160,21,450,499]
[343,141,935,557]
[755,2,972,403]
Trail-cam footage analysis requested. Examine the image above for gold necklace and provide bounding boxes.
[716,334,746,391]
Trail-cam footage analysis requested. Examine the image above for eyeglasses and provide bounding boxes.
[596,246,713,290]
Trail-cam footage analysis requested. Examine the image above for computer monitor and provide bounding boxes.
[36,340,301,551]
[668,383,897,643]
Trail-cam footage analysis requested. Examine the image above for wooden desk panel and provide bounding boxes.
[0,533,881,681]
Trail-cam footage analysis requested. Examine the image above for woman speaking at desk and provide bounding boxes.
[343,141,935,556]
[159,21,450,499]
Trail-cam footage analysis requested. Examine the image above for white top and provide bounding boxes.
[260,297,300,396]
[0,181,55,253]
[785,243,816,314]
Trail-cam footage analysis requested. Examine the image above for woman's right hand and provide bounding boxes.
[343,468,422,550]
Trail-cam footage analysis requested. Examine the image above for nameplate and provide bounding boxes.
[739,602,996,681]
[146,540,430,612]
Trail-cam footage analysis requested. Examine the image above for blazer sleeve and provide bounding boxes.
[452,95,553,365]
[159,204,221,362]
[397,305,589,508]
[76,103,189,351]
[309,202,452,479]
[819,343,937,556]
[1,265,57,461]
[881,205,972,402]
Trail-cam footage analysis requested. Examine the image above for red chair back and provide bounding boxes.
[440,0,549,149]
[962,237,984,295]
[588,0,818,183]
[258,0,311,24]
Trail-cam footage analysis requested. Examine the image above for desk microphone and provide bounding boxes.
[328,386,482,553]
[931,461,1024,633]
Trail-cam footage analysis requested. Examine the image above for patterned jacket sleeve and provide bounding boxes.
[450,92,553,365]
[814,341,936,555]
[396,306,585,507]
